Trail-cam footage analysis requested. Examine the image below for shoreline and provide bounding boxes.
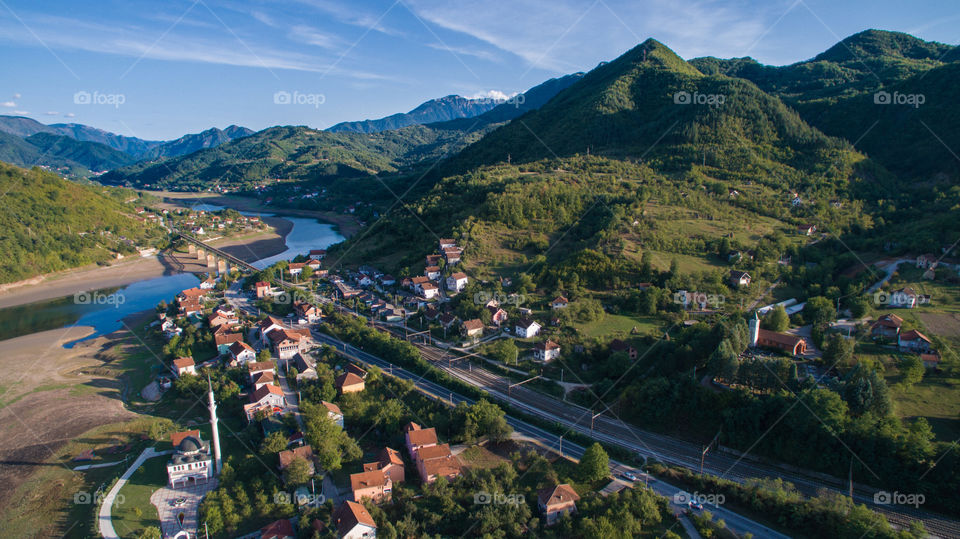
[0,216,294,310]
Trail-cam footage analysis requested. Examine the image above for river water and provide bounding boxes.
[0,207,345,344]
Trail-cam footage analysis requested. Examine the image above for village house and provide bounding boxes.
[515,318,542,339]
[279,445,316,476]
[269,329,312,360]
[551,296,569,309]
[173,357,196,377]
[363,447,405,484]
[609,339,638,360]
[438,238,457,250]
[179,301,201,317]
[410,275,430,292]
[309,249,326,259]
[415,443,462,484]
[899,329,933,352]
[288,262,305,277]
[336,372,366,394]
[797,224,817,236]
[248,361,274,381]
[177,287,207,304]
[871,314,903,340]
[488,306,509,326]
[538,483,580,526]
[322,400,344,427]
[200,277,217,290]
[166,430,214,488]
[889,287,920,309]
[425,314,450,332]
[425,254,442,267]
[215,332,244,355]
[420,281,440,299]
[404,422,438,460]
[443,247,462,265]
[255,281,273,298]
[227,341,257,365]
[462,318,484,340]
[423,306,439,321]
[425,265,441,280]
[729,270,751,288]
[161,319,183,340]
[350,469,392,504]
[334,501,378,539]
[921,352,941,369]
[380,274,396,286]
[260,519,295,539]
[294,300,322,322]
[305,258,322,270]
[243,384,286,421]
[256,316,287,347]
[252,371,275,391]
[207,311,239,330]
[534,340,561,362]
[446,272,469,292]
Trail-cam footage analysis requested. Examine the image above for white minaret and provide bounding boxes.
[208,375,222,475]
[748,312,760,347]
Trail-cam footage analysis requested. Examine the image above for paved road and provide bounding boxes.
[98,447,173,539]
[311,331,789,539]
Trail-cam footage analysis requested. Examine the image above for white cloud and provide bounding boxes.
[64,113,76,118]
[45,111,59,115]
[12,110,28,115]
[404,0,774,72]
[13,93,21,99]
[1,101,15,107]
[289,25,345,50]
[469,89,515,101]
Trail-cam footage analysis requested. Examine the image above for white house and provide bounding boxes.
[550,296,569,309]
[228,341,257,365]
[425,266,441,280]
[173,357,196,377]
[323,400,345,428]
[446,272,469,292]
[334,501,378,539]
[242,384,286,422]
[515,318,541,339]
[161,319,183,340]
[256,316,286,347]
[421,282,440,300]
[534,340,561,362]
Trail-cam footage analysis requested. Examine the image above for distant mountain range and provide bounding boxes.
[0,116,253,175]
[327,95,501,133]
[101,73,585,190]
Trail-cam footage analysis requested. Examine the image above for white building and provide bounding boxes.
[534,340,561,362]
[446,272,469,292]
[515,318,541,339]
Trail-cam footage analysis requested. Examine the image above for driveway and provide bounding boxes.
[150,479,219,538]
[98,447,172,539]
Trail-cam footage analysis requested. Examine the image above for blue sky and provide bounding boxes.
[1,0,958,140]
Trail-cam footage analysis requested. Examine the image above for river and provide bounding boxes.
[0,208,345,344]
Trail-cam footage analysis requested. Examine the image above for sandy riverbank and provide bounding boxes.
[0,217,293,310]
[155,191,362,237]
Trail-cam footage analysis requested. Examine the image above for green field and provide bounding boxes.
[572,313,661,340]
[111,456,166,537]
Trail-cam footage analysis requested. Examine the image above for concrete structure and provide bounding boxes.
[538,483,580,525]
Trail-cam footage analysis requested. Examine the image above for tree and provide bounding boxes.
[452,399,512,443]
[900,355,925,387]
[259,431,288,455]
[284,456,313,486]
[763,306,790,332]
[257,349,273,362]
[822,334,855,367]
[804,296,835,328]
[135,527,162,539]
[579,443,610,482]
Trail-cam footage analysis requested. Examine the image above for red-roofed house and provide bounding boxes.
[363,447,405,484]
[243,384,286,421]
[404,425,438,460]
[538,483,580,525]
[446,272,469,292]
[534,340,561,362]
[336,372,365,394]
[899,329,933,352]
[173,357,196,377]
[350,469,392,503]
[260,519,295,539]
[334,501,377,539]
[871,314,903,340]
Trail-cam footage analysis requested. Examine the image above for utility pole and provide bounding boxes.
[558,434,563,457]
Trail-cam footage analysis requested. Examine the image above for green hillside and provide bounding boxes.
[25,133,136,171]
[100,123,494,191]
[0,162,166,283]
[691,29,960,181]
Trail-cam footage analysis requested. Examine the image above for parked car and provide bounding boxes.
[688,500,703,511]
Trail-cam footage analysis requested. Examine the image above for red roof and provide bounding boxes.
[278,445,313,469]
[463,319,484,331]
[334,501,377,536]
[171,429,200,447]
[260,519,295,539]
[535,340,560,351]
[336,372,365,389]
[872,314,903,329]
[406,426,438,447]
[538,483,580,508]
[215,332,243,346]
[901,329,932,343]
[173,357,194,369]
[322,401,343,416]
[250,384,284,403]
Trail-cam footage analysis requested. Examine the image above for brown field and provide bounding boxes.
[0,325,141,526]
[915,312,960,339]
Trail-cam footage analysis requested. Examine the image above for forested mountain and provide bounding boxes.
[691,30,960,181]
[0,162,165,283]
[99,123,496,190]
[327,95,500,133]
[142,125,254,159]
[0,130,134,174]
